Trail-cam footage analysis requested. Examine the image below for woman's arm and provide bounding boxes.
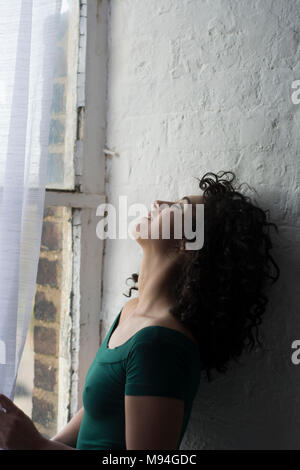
[124,338,188,449]
[50,406,84,448]
[38,438,77,450]
[125,395,184,449]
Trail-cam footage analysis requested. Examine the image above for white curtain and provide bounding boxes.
[0,0,62,400]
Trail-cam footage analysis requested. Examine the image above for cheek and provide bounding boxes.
[142,212,164,238]
[171,212,184,237]
[156,211,181,237]
[145,211,183,238]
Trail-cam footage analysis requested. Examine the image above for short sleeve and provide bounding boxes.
[125,338,188,400]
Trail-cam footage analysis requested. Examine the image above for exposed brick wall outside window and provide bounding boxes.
[32,207,72,439]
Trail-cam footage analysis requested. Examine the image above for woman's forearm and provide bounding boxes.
[50,406,84,448]
[38,437,77,450]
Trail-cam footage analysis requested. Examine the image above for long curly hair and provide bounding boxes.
[123,171,280,379]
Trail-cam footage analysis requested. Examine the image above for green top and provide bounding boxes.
[76,307,202,450]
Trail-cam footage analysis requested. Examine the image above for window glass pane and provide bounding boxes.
[14,205,73,439]
[46,0,79,190]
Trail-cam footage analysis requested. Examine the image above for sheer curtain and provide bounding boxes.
[0,0,62,400]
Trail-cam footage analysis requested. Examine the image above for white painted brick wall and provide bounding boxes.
[102,0,300,449]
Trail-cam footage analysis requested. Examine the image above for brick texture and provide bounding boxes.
[34,291,56,322]
[36,258,58,288]
[34,360,57,392]
[32,397,55,430]
[32,206,66,438]
[34,326,57,356]
[41,221,62,251]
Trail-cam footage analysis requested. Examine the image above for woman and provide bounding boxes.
[0,171,280,450]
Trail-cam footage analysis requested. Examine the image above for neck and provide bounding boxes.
[135,245,182,318]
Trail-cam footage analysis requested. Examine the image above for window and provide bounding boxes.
[46,1,78,189]
[14,0,106,439]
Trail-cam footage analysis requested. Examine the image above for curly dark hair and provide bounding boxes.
[123,171,280,379]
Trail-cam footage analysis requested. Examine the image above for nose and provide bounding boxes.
[151,200,175,219]
[150,200,163,217]
[152,200,166,213]
[150,201,158,217]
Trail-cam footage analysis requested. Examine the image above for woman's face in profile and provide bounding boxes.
[132,194,203,251]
